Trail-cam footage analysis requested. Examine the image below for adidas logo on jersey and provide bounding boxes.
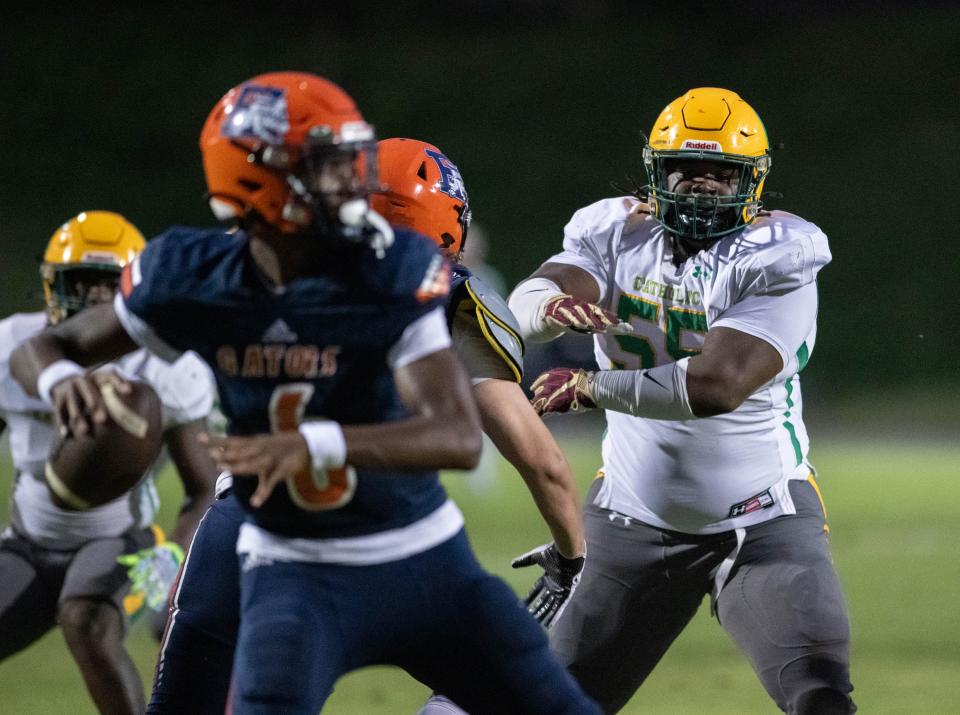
[261,319,298,343]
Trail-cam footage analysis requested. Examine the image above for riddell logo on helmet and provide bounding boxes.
[681,140,722,151]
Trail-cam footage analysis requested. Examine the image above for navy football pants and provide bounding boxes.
[148,492,599,714]
[147,491,243,715]
[232,529,600,714]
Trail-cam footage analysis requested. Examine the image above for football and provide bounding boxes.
[45,379,163,510]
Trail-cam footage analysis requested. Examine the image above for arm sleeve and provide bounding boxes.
[711,283,819,376]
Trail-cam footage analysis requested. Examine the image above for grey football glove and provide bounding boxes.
[512,543,585,628]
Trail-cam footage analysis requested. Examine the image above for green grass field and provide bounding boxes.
[1,432,958,714]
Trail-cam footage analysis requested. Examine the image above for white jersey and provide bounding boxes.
[0,312,215,549]
[548,198,831,534]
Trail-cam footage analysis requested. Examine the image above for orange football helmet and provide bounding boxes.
[369,138,471,259]
[199,71,379,236]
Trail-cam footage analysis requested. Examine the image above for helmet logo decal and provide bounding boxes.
[79,251,122,265]
[222,85,290,144]
[680,139,722,151]
[423,148,467,202]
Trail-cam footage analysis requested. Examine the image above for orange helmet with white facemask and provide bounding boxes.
[369,138,471,260]
[199,72,380,239]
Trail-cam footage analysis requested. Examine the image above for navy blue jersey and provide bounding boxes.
[120,226,452,538]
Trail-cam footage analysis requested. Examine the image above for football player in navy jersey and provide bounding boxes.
[11,72,600,715]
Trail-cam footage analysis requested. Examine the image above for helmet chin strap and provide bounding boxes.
[346,202,394,259]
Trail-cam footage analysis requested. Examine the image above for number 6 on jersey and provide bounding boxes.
[269,383,357,511]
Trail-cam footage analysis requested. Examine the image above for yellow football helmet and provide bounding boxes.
[41,211,145,324]
[643,87,772,242]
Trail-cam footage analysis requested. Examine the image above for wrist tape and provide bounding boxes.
[37,360,84,406]
[298,422,347,472]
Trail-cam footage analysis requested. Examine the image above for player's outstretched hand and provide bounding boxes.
[530,367,597,416]
[201,431,311,508]
[512,543,585,628]
[50,369,131,438]
[542,294,634,335]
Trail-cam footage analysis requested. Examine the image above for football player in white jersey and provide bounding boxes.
[508,88,855,714]
[0,211,219,715]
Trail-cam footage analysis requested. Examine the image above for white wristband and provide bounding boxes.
[507,277,565,343]
[588,359,695,421]
[297,422,347,472]
[37,360,85,406]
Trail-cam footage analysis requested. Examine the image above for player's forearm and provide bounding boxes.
[165,422,219,547]
[474,380,585,556]
[587,361,759,419]
[10,332,70,396]
[11,303,137,396]
[342,415,482,471]
[588,360,699,419]
[515,464,585,558]
[168,495,212,550]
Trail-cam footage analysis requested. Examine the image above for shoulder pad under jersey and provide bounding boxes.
[734,212,832,296]
[141,351,216,429]
[455,275,524,382]
[564,197,639,237]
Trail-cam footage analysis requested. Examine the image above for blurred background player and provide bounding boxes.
[0,211,218,715]
[510,88,855,713]
[10,73,600,714]
[371,137,589,715]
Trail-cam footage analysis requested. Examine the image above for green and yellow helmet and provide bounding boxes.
[643,87,772,242]
[41,211,145,324]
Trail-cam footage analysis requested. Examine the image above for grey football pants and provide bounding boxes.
[550,478,855,714]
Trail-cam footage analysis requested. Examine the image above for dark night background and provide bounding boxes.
[2,1,957,416]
